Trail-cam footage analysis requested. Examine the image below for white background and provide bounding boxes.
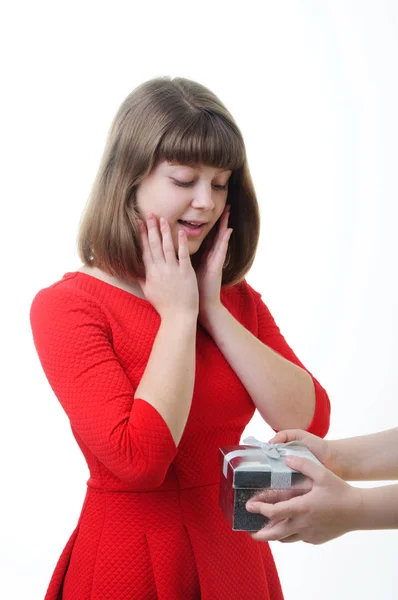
[1,1,397,598]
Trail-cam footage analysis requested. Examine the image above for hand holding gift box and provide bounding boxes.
[219,436,321,531]
[245,427,398,545]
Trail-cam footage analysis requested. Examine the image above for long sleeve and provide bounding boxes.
[248,283,330,438]
[30,286,178,488]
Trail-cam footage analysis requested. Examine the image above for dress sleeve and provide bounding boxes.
[247,283,330,438]
[30,286,178,488]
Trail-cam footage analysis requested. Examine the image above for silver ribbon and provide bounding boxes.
[223,436,315,489]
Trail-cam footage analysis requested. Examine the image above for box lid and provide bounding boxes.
[219,442,314,489]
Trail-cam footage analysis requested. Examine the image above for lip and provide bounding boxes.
[179,220,208,225]
[177,220,207,238]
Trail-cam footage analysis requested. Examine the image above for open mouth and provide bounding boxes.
[178,220,203,229]
[177,220,206,237]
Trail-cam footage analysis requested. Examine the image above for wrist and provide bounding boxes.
[326,440,345,478]
[353,485,398,530]
[344,485,366,533]
[199,302,226,331]
[329,438,366,481]
[160,310,198,329]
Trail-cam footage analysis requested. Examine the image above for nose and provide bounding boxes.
[191,183,215,210]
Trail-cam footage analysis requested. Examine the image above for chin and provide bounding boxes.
[188,240,203,255]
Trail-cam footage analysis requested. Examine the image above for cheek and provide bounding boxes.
[214,197,228,222]
[161,190,192,222]
[138,184,190,221]
[135,184,154,215]
[217,194,228,212]
[135,184,166,216]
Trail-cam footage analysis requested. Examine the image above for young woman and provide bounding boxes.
[30,77,330,600]
[247,427,398,545]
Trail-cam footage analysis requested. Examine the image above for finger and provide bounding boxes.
[138,219,153,265]
[221,204,231,227]
[251,519,294,543]
[205,207,230,262]
[177,230,191,269]
[146,213,165,262]
[268,429,307,444]
[160,218,177,263]
[279,534,301,544]
[213,207,231,251]
[219,227,233,258]
[285,456,330,483]
[209,228,233,269]
[246,498,300,522]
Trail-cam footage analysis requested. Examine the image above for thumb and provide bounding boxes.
[269,429,307,444]
[285,455,331,483]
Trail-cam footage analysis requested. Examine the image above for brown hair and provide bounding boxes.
[78,77,260,285]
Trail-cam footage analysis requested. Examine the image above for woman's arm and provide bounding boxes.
[134,313,197,444]
[201,304,317,432]
[134,216,199,445]
[30,218,199,488]
[199,281,330,436]
[196,209,329,436]
[30,289,195,488]
[197,206,330,436]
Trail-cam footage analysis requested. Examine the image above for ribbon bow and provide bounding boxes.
[222,436,310,488]
[242,436,283,460]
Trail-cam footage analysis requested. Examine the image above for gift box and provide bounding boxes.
[219,436,320,531]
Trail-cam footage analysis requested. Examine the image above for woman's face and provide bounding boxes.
[135,161,231,254]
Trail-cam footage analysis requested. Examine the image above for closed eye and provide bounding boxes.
[172,179,194,188]
[172,179,228,191]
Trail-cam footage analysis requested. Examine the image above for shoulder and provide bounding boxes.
[221,279,262,309]
[221,279,264,331]
[30,273,108,332]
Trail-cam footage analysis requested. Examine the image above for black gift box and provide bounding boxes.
[219,438,318,531]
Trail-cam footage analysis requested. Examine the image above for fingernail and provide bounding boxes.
[246,502,255,511]
[147,213,154,220]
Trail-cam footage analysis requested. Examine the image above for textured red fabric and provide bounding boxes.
[30,272,330,600]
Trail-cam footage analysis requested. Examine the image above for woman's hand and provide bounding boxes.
[196,205,232,326]
[246,456,363,545]
[138,214,199,320]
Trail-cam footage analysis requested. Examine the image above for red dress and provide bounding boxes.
[30,272,330,600]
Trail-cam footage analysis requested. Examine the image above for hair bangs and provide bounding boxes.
[156,111,245,172]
